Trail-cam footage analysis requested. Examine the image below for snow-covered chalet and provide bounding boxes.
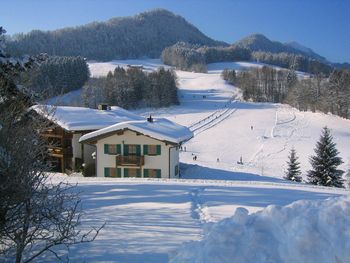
[79,115,193,178]
[33,105,193,178]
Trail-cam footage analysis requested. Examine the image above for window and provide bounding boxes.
[124,168,141,177]
[104,167,121,177]
[124,144,141,156]
[143,145,161,155]
[104,144,121,155]
[144,169,161,178]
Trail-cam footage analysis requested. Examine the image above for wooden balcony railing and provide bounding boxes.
[41,128,73,139]
[116,155,144,166]
[48,146,73,157]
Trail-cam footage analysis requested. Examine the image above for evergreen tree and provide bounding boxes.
[82,66,178,109]
[19,55,89,99]
[307,127,344,187]
[284,147,302,182]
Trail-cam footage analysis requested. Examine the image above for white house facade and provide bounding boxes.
[79,117,193,178]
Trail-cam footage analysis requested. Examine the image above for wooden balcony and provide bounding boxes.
[116,155,144,166]
[41,127,73,139]
[48,146,73,158]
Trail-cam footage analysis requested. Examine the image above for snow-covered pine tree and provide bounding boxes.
[307,126,344,187]
[284,147,302,182]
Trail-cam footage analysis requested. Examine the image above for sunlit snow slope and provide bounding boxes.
[88,59,350,180]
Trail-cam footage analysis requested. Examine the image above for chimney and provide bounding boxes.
[147,115,153,123]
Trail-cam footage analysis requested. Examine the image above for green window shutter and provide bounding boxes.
[116,144,121,154]
[136,169,141,177]
[136,145,141,156]
[156,169,161,178]
[124,145,129,156]
[104,167,110,177]
[156,145,161,155]
[104,144,109,154]
[144,169,149,178]
[143,145,148,155]
[124,168,129,177]
[117,168,122,177]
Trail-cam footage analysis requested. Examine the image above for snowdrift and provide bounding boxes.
[170,195,350,263]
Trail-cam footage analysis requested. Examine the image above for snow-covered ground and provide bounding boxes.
[170,195,350,263]
[41,175,348,263]
[34,59,350,262]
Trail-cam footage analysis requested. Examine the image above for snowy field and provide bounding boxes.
[42,175,348,263]
[36,59,350,262]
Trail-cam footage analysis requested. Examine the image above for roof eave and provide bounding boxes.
[79,127,192,146]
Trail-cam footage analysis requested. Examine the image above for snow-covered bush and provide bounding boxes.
[170,196,350,263]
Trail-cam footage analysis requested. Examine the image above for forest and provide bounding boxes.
[162,42,333,75]
[161,42,251,72]
[226,66,350,119]
[251,51,333,75]
[19,56,89,99]
[82,66,179,109]
[6,9,221,61]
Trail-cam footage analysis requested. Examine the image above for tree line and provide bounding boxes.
[230,66,350,119]
[233,66,297,103]
[161,42,251,72]
[251,51,333,75]
[19,56,89,99]
[82,66,179,109]
[161,42,333,75]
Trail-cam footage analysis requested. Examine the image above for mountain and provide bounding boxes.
[285,41,326,62]
[233,33,326,61]
[6,9,225,61]
[333,62,350,69]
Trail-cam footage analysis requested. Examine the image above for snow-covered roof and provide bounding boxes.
[79,118,193,144]
[31,105,144,131]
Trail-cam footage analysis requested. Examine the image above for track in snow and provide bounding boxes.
[247,106,310,171]
[186,95,238,140]
[189,187,212,224]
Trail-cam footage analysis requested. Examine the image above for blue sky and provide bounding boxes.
[1,0,349,62]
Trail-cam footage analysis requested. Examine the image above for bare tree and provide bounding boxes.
[1,88,104,263]
[0,30,103,262]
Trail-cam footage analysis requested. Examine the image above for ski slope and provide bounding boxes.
[87,59,350,180]
[85,58,350,179]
